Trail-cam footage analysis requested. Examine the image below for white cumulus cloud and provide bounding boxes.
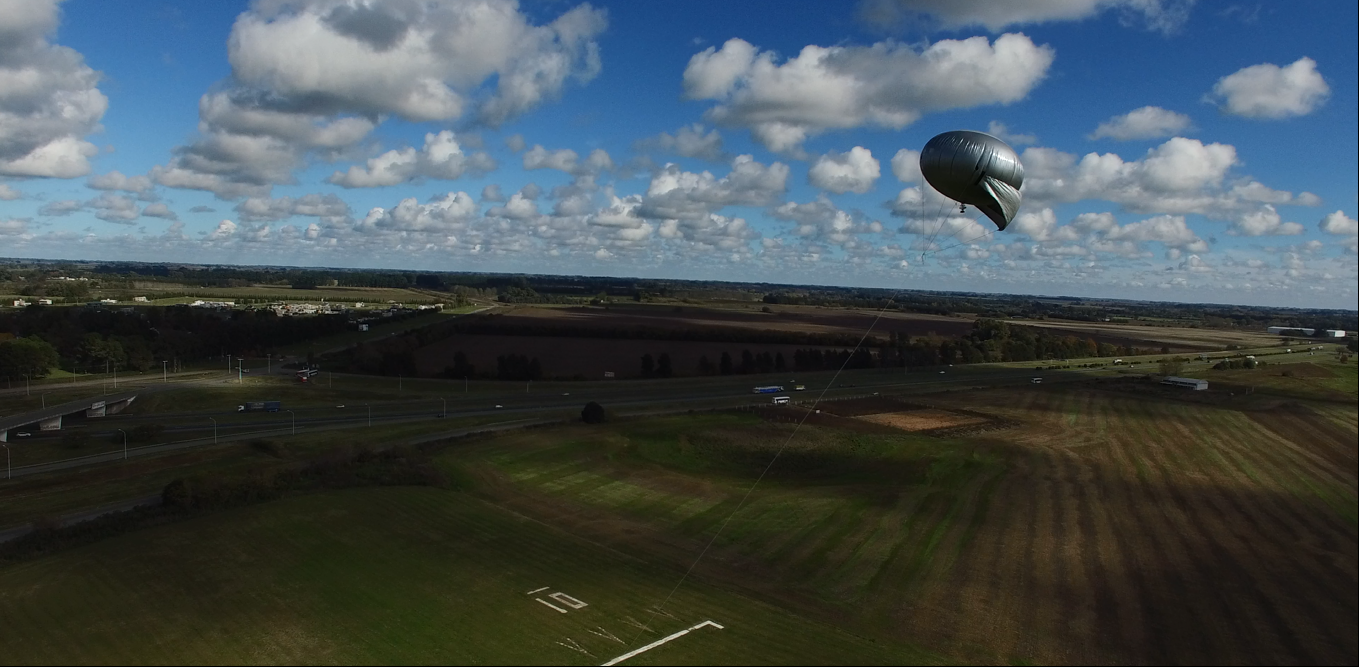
[328,131,495,188]
[0,0,107,178]
[1208,57,1329,119]
[856,0,1193,33]
[1090,106,1191,140]
[640,124,725,161]
[683,34,1053,153]
[154,0,603,199]
[808,147,880,194]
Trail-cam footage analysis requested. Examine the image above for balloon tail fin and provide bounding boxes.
[977,177,1022,231]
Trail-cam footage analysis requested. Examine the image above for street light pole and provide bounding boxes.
[117,428,127,459]
[162,360,168,382]
[286,409,295,435]
[366,404,372,427]
[209,417,217,444]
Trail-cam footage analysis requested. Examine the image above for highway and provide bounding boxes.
[0,362,1095,479]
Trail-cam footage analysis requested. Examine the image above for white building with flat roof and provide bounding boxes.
[1323,329,1346,337]
[1162,376,1208,391]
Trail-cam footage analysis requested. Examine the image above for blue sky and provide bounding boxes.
[1,0,1355,308]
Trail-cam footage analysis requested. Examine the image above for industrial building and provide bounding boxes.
[1162,376,1208,391]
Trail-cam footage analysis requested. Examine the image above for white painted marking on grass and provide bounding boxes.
[589,627,624,644]
[622,617,655,634]
[526,586,550,595]
[536,598,568,613]
[557,637,594,657]
[600,620,724,666]
[550,592,589,609]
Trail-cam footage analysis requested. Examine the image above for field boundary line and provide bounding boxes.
[601,620,724,666]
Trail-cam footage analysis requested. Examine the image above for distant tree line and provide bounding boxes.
[0,304,355,377]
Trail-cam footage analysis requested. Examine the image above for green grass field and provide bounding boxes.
[1,352,1354,664]
[0,486,938,665]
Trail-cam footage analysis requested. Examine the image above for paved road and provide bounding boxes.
[3,362,1097,479]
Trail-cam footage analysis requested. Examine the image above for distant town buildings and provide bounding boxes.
[1266,326,1348,338]
[189,300,235,309]
[12,299,28,307]
[134,296,149,302]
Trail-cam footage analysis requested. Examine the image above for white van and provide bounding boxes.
[1030,377,1043,384]
[772,396,790,405]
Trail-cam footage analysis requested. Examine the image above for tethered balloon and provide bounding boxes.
[919,130,1025,231]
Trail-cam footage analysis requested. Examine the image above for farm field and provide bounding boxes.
[414,332,848,379]
[125,283,443,305]
[0,487,936,665]
[1,356,1354,664]
[1022,319,1285,351]
[498,303,975,340]
[458,380,1356,662]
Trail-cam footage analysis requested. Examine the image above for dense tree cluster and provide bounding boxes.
[0,304,353,376]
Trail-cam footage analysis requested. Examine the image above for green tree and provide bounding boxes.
[581,402,606,424]
[657,353,673,378]
[0,337,60,378]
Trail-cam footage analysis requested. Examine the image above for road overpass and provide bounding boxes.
[0,391,139,442]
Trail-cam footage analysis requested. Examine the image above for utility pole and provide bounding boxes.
[286,409,295,435]
[162,360,168,383]
[209,418,217,444]
[117,428,127,459]
[237,360,243,384]
[24,374,29,396]
[366,404,372,427]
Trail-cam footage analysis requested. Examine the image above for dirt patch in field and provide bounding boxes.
[815,396,923,416]
[856,410,989,432]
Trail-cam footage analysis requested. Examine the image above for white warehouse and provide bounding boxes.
[1162,376,1208,391]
